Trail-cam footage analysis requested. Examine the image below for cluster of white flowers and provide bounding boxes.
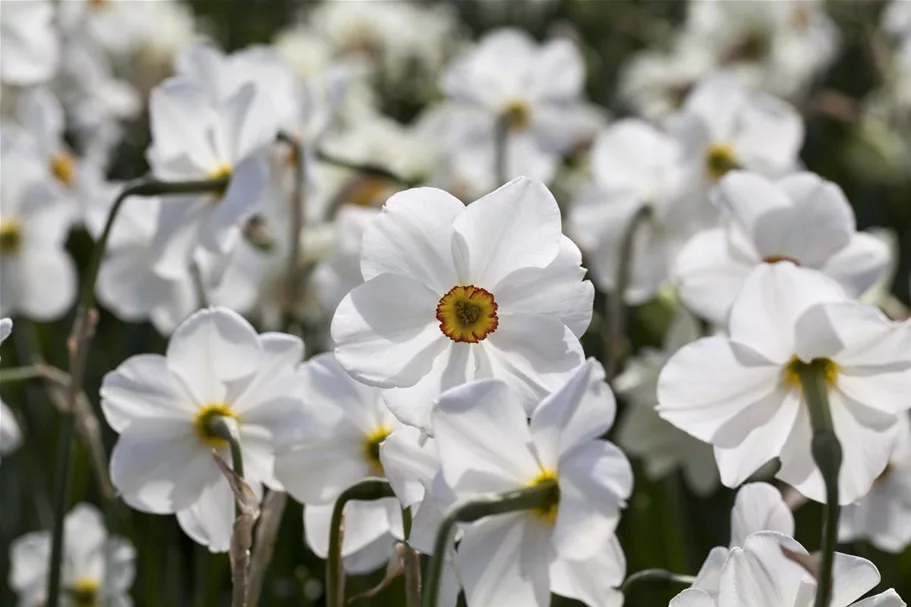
[2,1,911,607]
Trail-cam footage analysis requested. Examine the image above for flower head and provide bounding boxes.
[331,177,592,432]
[0,0,58,85]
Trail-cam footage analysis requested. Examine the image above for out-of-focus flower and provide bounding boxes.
[665,74,803,217]
[615,308,719,495]
[100,308,302,527]
[146,76,273,278]
[9,503,136,607]
[313,205,378,314]
[674,171,890,325]
[332,177,592,433]
[274,353,402,573]
[0,0,58,85]
[670,531,905,607]
[568,119,691,303]
[440,28,603,190]
[681,0,839,99]
[0,318,21,465]
[840,413,911,553]
[432,359,631,607]
[0,149,77,320]
[658,262,911,504]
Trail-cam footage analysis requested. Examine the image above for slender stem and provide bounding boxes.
[620,569,696,594]
[797,360,842,607]
[46,175,229,607]
[206,416,244,480]
[326,479,395,607]
[278,133,306,334]
[315,148,416,187]
[423,481,559,607]
[604,204,653,380]
[0,365,45,384]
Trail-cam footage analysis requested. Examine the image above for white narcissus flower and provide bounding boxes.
[658,262,911,504]
[440,28,602,190]
[0,149,77,321]
[615,308,720,495]
[146,76,274,279]
[670,531,905,607]
[0,0,58,85]
[432,359,632,607]
[100,308,303,548]
[568,118,691,304]
[839,413,911,553]
[666,74,803,204]
[675,171,890,325]
[331,177,593,433]
[9,503,136,607]
[274,353,403,573]
[1,317,22,464]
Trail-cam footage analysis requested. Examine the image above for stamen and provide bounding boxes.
[502,101,532,132]
[195,403,238,448]
[50,151,77,187]
[436,285,499,343]
[363,426,393,475]
[783,356,840,390]
[705,144,741,181]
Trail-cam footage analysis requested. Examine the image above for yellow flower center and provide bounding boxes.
[194,403,239,448]
[502,101,532,132]
[363,426,393,475]
[762,255,800,265]
[208,165,233,202]
[0,219,23,255]
[436,285,499,343]
[51,151,77,187]
[705,143,741,181]
[526,469,560,525]
[70,577,100,607]
[783,356,840,390]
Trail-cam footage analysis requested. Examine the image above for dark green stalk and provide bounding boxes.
[796,360,842,607]
[423,480,559,607]
[620,568,696,594]
[314,148,417,187]
[326,479,395,607]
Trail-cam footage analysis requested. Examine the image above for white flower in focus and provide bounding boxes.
[615,308,719,495]
[658,262,911,504]
[681,0,839,99]
[432,359,632,607]
[440,29,602,189]
[568,119,690,303]
[839,413,911,553]
[274,353,402,573]
[331,177,593,433]
[665,74,803,209]
[674,171,891,325]
[146,77,274,278]
[9,503,135,607]
[670,531,905,607]
[0,150,77,320]
[0,0,58,85]
[100,308,303,522]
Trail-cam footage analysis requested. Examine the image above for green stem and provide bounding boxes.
[620,569,696,594]
[45,175,229,607]
[278,133,306,334]
[797,360,842,607]
[315,148,417,187]
[604,204,653,380]
[423,481,559,607]
[205,416,244,480]
[0,365,45,384]
[327,479,395,607]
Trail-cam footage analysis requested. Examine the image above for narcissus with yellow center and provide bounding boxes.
[436,285,499,343]
[526,469,560,525]
[70,578,100,607]
[705,143,740,181]
[194,403,238,448]
[50,151,78,187]
[363,426,393,475]
[502,100,532,132]
[0,219,23,255]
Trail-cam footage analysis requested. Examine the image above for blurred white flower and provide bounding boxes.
[568,118,691,303]
[274,352,402,573]
[331,177,592,433]
[146,76,273,278]
[0,149,77,320]
[681,0,839,99]
[0,0,58,85]
[432,359,631,607]
[615,308,719,495]
[658,262,911,504]
[313,205,378,314]
[440,28,602,190]
[665,74,804,214]
[839,413,911,553]
[674,171,891,325]
[670,531,905,607]
[100,308,302,524]
[9,503,135,607]
[0,317,21,465]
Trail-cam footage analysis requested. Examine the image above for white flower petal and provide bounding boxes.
[274,439,369,505]
[549,534,625,607]
[821,232,891,297]
[851,590,907,607]
[304,498,396,560]
[454,177,562,287]
[669,589,717,607]
[716,531,807,607]
[15,247,77,320]
[101,354,196,433]
[827,552,881,607]
[729,483,794,548]
[379,426,439,508]
[176,477,238,553]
